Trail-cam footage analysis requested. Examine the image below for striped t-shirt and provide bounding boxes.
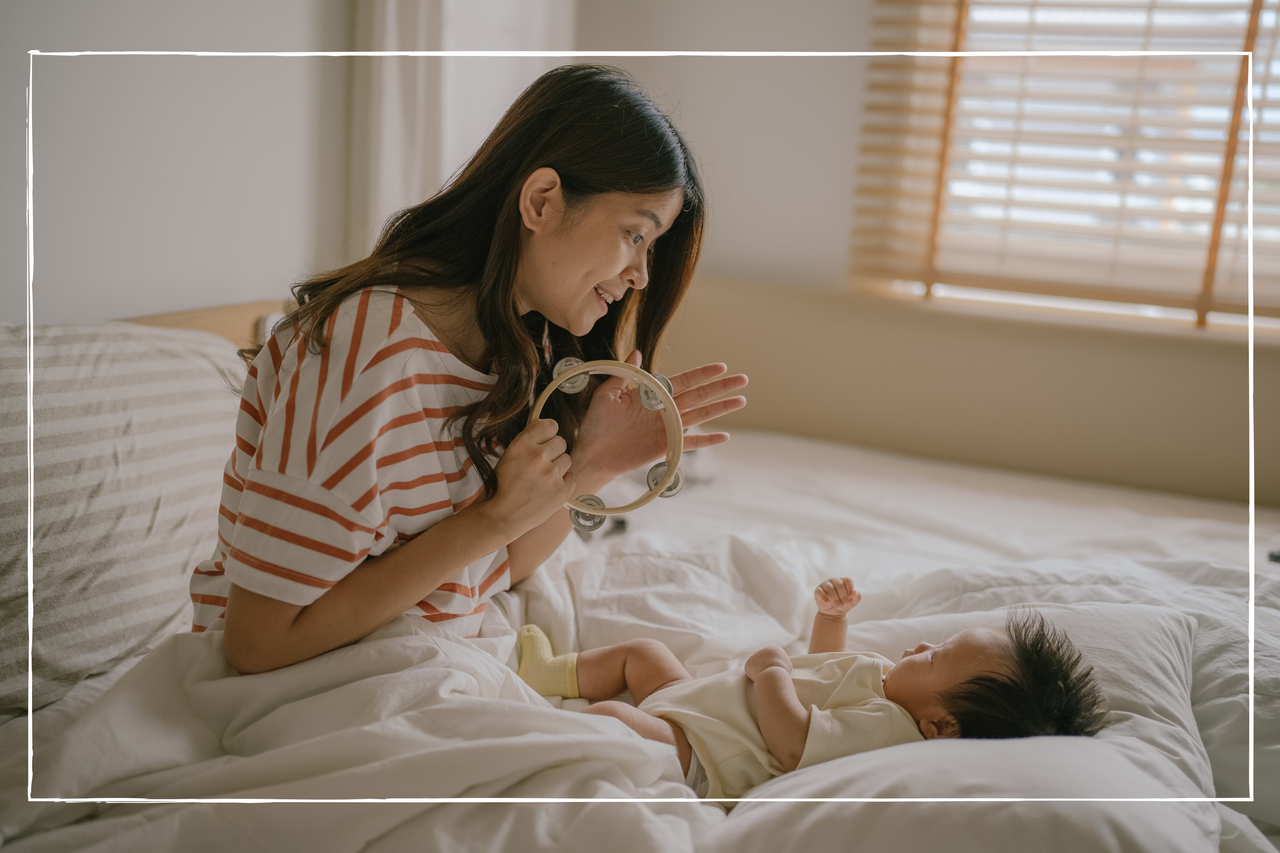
[189,287,509,638]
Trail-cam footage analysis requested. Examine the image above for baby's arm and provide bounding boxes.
[808,577,860,654]
[745,647,809,773]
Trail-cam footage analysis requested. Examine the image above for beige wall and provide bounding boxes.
[11,0,1271,505]
[580,0,1275,508]
[662,278,1278,507]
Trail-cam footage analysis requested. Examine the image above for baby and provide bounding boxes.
[517,577,1107,800]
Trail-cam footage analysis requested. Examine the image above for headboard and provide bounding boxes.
[121,299,285,348]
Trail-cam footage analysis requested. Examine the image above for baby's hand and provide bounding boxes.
[745,646,792,681]
[814,577,860,618]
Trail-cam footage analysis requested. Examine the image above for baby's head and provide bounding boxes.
[882,609,1106,740]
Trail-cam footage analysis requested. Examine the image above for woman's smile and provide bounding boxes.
[515,179,683,336]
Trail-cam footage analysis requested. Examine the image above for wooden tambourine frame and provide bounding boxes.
[528,359,683,518]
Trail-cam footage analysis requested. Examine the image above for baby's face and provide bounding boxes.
[881,627,1012,737]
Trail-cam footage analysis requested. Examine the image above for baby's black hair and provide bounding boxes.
[942,609,1108,739]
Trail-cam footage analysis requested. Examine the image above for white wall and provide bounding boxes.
[576,0,873,289]
[440,0,577,180]
[2,0,351,324]
[344,0,576,259]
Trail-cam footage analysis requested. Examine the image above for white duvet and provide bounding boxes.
[2,431,1276,853]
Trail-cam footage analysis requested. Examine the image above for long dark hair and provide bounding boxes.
[265,64,705,498]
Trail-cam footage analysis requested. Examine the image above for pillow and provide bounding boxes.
[717,602,1228,853]
[721,738,1222,853]
[838,601,1214,796]
[0,322,245,719]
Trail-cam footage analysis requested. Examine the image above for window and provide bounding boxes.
[851,0,1280,327]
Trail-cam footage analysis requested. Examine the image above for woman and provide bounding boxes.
[190,64,746,674]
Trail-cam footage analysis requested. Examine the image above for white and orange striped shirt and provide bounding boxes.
[189,287,509,639]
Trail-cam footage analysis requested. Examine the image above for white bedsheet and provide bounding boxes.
[2,430,1276,852]
[0,613,722,852]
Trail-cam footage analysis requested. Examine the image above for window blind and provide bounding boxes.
[851,0,1280,323]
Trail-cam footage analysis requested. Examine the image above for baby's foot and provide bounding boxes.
[517,624,579,699]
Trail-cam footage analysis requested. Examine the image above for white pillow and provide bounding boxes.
[724,738,1221,853]
[720,602,1223,853]
[837,601,1214,796]
[0,322,244,719]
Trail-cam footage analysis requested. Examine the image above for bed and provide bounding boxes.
[1,307,1278,853]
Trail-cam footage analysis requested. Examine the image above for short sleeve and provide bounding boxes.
[199,287,501,631]
[797,699,925,770]
[221,294,442,606]
[223,467,384,606]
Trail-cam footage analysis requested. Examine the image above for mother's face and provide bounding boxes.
[513,167,683,337]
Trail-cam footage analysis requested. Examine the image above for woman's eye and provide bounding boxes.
[630,232,643,245]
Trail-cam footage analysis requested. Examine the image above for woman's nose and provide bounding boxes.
[625,251,650,290]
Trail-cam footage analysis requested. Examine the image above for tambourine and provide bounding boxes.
[529,357,684,532]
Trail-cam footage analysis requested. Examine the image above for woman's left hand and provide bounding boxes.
[569,349,747,487]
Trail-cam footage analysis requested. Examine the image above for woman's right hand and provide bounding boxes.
[481,418,575,537]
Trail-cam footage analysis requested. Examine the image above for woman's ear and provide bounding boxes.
[919,714,961,740]
[519,167,564,233]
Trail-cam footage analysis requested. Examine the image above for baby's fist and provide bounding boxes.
[814,577,860,617]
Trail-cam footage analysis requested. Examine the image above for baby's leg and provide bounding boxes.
[577,638,693,705]
[582,701,694,776]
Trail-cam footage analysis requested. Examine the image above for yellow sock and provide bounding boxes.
[517,624,579,699]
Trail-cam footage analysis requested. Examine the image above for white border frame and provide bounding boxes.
[23,48,1256,810]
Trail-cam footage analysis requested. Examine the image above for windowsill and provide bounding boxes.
[861,282,1280,349]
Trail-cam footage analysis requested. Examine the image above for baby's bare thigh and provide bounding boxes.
[582,701,692,775]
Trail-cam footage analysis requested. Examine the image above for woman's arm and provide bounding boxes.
[745,647,809,773]
[225,499,517,673]
[506,464,611,585]
[223,419,573,674]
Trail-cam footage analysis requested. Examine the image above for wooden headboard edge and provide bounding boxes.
[122,300,286,349]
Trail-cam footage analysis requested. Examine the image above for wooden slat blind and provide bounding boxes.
[1217,0,1280,316]
[851,0,1280,323]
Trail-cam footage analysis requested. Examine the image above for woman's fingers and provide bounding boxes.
[524,418,560,442]
[542,434,568,458]
[556,452,574,479]
[674,395,747,430]
[673,372,748,412]
[588,355,744,413]
[666,362,729,396]
[592,349,644,399]
[680,431,730,452]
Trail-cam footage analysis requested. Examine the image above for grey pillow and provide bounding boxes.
[0,322,245,720]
